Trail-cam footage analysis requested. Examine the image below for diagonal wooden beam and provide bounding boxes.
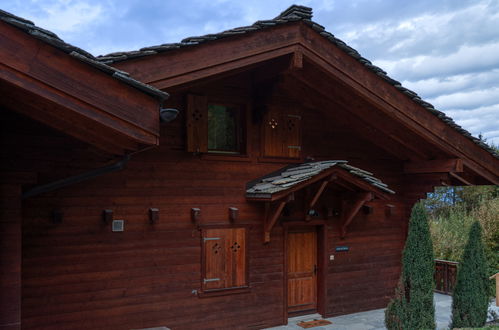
[449,172,472,186]
[264,193,293,243]
[341,192,373,238]
[305,174,336,221]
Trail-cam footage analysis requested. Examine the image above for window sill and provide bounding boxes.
[198,286,250,298]
[201,153,252,162]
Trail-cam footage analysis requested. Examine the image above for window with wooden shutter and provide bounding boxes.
[202,227,247,292]
[262,108,302,158]
[186,94,245,154]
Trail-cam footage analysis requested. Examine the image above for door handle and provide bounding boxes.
[313,264,318,275]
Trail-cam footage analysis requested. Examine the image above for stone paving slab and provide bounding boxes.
[266,293,499,330]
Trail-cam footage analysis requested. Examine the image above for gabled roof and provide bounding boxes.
[0,9,170,155]
[246,160,395,201]
[0,9,168,101]
[96,5,497,160]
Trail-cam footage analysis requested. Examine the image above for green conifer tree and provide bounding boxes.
[385,202,435,330]
[450,221,489,328]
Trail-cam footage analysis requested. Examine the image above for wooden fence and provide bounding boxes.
[434,259,458,294]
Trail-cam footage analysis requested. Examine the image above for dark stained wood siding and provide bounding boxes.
[1,71,411,329]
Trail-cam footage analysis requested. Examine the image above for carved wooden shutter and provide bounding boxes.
[263,109,301,158]
[284,114,301,158]
[226,228,246,287]
[202,228,246,290]
[186,94,208,153]
[203,229,226,290]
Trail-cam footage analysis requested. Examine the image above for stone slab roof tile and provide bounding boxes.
[246,160,395,198]
[0,9,169,101]
[92,5,497,159]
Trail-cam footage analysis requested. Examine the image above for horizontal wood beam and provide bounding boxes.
[404,159,463,174]
[114,23,304,86]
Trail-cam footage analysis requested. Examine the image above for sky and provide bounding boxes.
[2,0,499,145]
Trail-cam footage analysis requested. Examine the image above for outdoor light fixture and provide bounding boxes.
[228,207,239,222]
[102,209,113,224]
[160,108,179,123]
[149,208,159,224]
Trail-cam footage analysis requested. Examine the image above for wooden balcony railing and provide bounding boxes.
[434,259,458,294]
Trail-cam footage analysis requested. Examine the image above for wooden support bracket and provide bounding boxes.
[264,194,293,243]
[340,192,373,238]
[449,172,472,186]
[305,175,335,221]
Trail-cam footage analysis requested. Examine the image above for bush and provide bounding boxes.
[451,221,490,328]
[385,202,435,330]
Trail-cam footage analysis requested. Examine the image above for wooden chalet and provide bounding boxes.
[1,5,498,330]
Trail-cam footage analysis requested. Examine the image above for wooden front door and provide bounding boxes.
[287,228,317,314]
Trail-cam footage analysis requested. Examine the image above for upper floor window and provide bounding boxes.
[186,94,245,154]
[207,104,243,153]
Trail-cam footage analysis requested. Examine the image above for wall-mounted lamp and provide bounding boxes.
[149,208,159,224]
[191,208,201,225]
[160,108,179,123]
[362,205,373,215]
[102,209,113,224]
[52,209,63,224]
[385,204,395,217]
[228,207,239,222]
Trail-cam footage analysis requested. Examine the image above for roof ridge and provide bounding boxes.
[0,9,168,101]
[275,4,313,20]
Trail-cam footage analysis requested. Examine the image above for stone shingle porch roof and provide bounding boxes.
[96,5,498,160]
[246,160,395,200]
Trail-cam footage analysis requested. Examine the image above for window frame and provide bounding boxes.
[186,93,250,159]
[206,102,245,155]
[199,225,250,297]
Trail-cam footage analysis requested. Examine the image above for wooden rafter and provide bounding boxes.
[404,159,463,174]
[341,192,373,238]
[305,174,336,221]
[449,172,472,186]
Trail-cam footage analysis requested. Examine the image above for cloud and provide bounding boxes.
[5,0,105,34]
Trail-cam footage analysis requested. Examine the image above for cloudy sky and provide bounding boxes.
[3,0,499,145]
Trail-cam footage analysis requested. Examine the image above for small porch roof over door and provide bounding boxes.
[246,160,395,202]
[0,10,169,156]
[246,160,395,242]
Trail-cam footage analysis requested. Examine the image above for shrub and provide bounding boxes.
[385,202,435,330]
[451,221,490,328]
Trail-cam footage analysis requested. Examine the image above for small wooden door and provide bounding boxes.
[287,229,317,314]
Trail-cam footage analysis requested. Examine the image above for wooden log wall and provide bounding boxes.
[1,73,411,329]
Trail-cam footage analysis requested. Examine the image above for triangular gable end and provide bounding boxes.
[104,5,499,184]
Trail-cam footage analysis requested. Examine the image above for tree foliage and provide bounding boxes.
[385,202,435,330]
[451,222,490,328]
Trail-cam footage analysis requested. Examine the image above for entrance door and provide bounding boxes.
[287,228,317,314]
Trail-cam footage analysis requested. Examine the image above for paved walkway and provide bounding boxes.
[266,293,499,330]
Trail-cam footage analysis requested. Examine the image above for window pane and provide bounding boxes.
[208,104,240,153]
